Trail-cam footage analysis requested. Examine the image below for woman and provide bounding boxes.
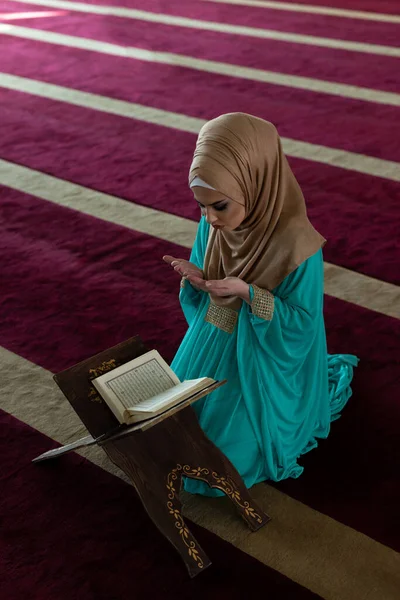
[163,113,358,497]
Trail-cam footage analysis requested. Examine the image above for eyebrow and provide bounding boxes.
[196,199,227,207]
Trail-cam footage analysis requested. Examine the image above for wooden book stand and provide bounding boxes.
[33,336,270,577]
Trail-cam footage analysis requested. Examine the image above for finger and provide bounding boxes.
[195,283,209,292]
[205,280,224,289]
[206,282,232,295]
[188,275,203,284]
[205,283,222,292]
[185,267,202,276]
[207,286,232,297]
[188,275,208,290]
[163,255,177,265]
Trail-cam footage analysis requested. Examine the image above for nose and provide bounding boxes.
[205,207,218,225]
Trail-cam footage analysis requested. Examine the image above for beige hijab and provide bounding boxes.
[189,113,326,311]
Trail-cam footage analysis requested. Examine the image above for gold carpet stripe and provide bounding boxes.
[1,31,399,107]
[0,158,198,248]
[0,159,399,319]
[1,344,399,600]
[202,0,400,24]
[7,0,400,57]
[0,72,399,184]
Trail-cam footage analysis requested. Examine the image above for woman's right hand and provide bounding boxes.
[163,255,204,281]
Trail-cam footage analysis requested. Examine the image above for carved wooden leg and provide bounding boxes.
[174,409,271,531]
[104,440,211,578]
[184,466,270,531]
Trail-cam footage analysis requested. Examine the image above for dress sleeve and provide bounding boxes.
[246,250,324,356]
[179,217,209,326]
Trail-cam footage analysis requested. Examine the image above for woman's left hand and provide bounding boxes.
[188,276,250,302]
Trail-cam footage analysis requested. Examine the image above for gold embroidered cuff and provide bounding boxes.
[205,302,238,334]
[251,285,275,321]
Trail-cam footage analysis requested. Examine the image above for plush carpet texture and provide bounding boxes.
[1,410,323,600]
[0,0,399,597]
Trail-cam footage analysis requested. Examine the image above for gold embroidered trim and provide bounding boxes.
[166,465,204,569]
[251,285,275,321]
[166,464,263,568]
[181,466,263,524]
[88,360,117,403]
[207,471,264,524]
[205,302,238,334]
[180,277,186,289]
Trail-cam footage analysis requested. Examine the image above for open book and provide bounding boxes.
[92,350,215,425]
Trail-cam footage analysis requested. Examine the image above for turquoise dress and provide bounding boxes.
[171,218,358,496]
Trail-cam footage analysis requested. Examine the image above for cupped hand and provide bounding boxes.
[187,276,250,302]
[163,255,204,280]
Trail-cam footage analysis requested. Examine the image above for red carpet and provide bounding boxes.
[0,0,399,595]
[0,410,321,599]
[1,2,399,283]
[0,102,399,283]
[1,192,399,552]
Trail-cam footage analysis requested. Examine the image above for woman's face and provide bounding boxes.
[192,186,246,231]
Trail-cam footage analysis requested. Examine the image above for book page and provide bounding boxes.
[128,378,212,414]
[103,356,178,409]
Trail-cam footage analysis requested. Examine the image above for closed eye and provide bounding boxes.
[197,201,228,212]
